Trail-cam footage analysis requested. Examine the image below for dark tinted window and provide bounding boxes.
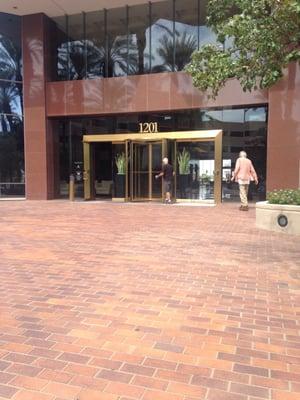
[0,12,22,81]
[151,1,174,73]
[174,0,199,71]
[68,14,85,80]
[0,12,24,197]
[53,15,69,80]
[128,4,151,75]
[86,11,105,78]
[106,7,128,77]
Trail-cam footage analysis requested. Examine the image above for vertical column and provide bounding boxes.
[22,13,57,199]
[267,62,300,191]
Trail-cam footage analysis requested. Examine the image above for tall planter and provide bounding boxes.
[177,148,191,198]
[178,174,189,198]
[115,174,125,198]
[256,201,300,235]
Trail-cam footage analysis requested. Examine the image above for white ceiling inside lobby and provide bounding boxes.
[0,0,163,17]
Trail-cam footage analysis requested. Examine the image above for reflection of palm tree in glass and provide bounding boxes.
[152,29,197,72]
[58,36,139,79]
[0,117,23,182]
[0,82,20,132]
[0,35,22,82]
[0,35,23,115]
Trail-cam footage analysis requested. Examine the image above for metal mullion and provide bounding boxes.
[149,143,152,200]
[104,9,108,77]
[125,140,129,200]
[172,0,176,72]
[66,14,70,80]
[126,5,129,76]
[149,1,152,72]
[130,141,134,200]
[83,12,87,79]
[174,140,177,202]
[197,0,200,50]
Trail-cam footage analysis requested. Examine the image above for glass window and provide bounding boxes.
[106,7,128,77]
[0,81,22,117]
[245,107,267,122]
[68,14,85,80]
[86,11,105,78]
[0,114,24,197]
[199,0,218,48]
[0,13,22,81]
[151,1,174,73]
[223,109,245,123]
[128,4,151,75]
[53,15,69,80]
[177,141,215,200]
[174,0,199,71]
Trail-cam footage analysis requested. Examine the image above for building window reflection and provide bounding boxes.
[106,7,128,77]
[128,4,151,75]
[174,0,199,71]
[86,11,105,78]
[51,0,230,81]
[150,0,174,73]
[0,12,24,198]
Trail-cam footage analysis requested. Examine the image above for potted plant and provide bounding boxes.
[114,152,126,198]
[200,172,211,184]
[256,189,300,235]
[177,148,191,198]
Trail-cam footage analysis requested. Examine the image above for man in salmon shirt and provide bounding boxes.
[231,151,258,211]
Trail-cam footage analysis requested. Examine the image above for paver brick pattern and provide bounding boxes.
[0,200,299,400]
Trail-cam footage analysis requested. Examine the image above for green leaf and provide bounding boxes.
[185,0,300,96]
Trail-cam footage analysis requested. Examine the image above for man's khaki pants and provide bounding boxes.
[239,184,249,207]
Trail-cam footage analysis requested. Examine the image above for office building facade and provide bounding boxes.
[0,1,299,202]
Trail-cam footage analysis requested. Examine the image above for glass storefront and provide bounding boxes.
[51,0,218,80]
[0,12,24,198]
[176,141,215,201]
[56,106,267,202]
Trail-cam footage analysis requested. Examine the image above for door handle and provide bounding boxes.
[83,171,89,181]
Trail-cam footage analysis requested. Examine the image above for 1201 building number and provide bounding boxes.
[139,122,159,133]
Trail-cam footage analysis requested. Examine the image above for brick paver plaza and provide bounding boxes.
[0,201,299,400]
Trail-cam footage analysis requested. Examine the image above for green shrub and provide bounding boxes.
[267,189,300,205]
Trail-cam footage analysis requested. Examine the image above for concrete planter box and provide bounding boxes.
[256,201,300,235]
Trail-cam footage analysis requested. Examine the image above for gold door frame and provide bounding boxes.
[83,130,222,203]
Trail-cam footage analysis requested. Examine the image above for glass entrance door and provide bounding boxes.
[175,140,222,202]
[131,141,163,201]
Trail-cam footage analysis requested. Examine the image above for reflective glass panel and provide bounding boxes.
[128,4,151,75]
[221,108,267,202]
[113,143,127,198]
[151,142,162,199]
[106,7,128,77]
[132,143,149,199]
[53,15,69,80]
[86,11,105,78]
[68,14,85,80]
[177,141,215,200]
[0,13,22,81]
[174,0,199,71]
[199,0,218,47]
[151,1,174,73]
[0,114,24,197]
[0,81,22,117]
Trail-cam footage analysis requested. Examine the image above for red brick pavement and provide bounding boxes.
[0,200,299,400]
